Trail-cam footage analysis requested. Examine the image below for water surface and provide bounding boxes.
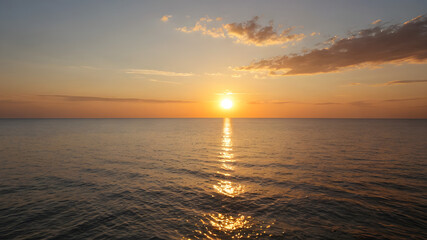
[0,119,426,239]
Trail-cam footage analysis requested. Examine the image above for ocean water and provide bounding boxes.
[0,119,426,240]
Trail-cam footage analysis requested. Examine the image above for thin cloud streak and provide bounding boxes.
[385,80,427,85]
[383,97,424,102]
[248,98,426,105]
[39,95,195,103]
[148,79,181,85]
[237,15,427,75]
[0,99,30,104]
[126,69,194,77]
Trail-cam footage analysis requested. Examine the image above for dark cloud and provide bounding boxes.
[237,16,427,75]
[39,95,195,103]
[224,16,305,46]
[385,80,427,85]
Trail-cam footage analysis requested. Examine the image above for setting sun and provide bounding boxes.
[221,99,233,109]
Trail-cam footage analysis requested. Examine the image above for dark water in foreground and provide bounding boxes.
[0,119,426,240]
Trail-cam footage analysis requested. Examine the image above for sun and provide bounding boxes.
[221,99,233,109]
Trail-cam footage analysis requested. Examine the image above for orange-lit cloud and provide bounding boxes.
[371,19,382,25]
[176,16,304,46]
[176,16,225,38]
[39,95,195,103]
[161,15,172,22]
[236,16,427,75]
[126,69,194,77]
[224,16,305,46]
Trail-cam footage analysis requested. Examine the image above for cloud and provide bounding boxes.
[205,72,223,76]
[176,16,304,46]
[126,69,193,77]
[248,97,426,106]
[39,95,195,103]
[148,79,180,85]
[223,16,305,46]
[161,15,172,22]
[384,80,427,85]
[176,16,225,38]
[236,15,427,75]
[383,97,424,102]
[313,102,341,105]
[248,100,295,104]
[0,99,30,104]
[371,19,382,25]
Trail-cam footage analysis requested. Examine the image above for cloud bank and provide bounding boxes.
[177,16,304,46]
[236,16,427,75]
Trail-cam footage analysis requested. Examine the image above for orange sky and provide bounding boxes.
[0,1,426,118]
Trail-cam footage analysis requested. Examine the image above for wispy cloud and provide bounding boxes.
[383,97,424,102]
[313,102,341,105]
[161,15,172,22]
[371,19,382,25]
[67,65,99,70]
[176,16,304,46]
[176,16,225,38]
[248,100,295,104]
[384,80,427,85]
[236,15,427,75]
[248,98,425,106]
[205,72,223,76]
[148,79,180,85]
[39,95,195,103]
[126,69,193,77]
[0,99,30,104]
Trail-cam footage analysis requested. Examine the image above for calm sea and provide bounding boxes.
[0,119,426,239]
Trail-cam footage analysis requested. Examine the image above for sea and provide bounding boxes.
[0,119,426,239]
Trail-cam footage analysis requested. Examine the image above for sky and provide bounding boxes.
[0,0,426,118]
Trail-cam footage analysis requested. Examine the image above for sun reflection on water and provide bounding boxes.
[213,118,244,198]
[185,118,274,239]
[190,213,272,240]
[213,180,245,197]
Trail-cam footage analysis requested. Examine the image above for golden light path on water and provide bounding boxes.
[213,118,245,198]
[187,118,273,239]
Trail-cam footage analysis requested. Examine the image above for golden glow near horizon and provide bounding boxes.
[1,2,427,118]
